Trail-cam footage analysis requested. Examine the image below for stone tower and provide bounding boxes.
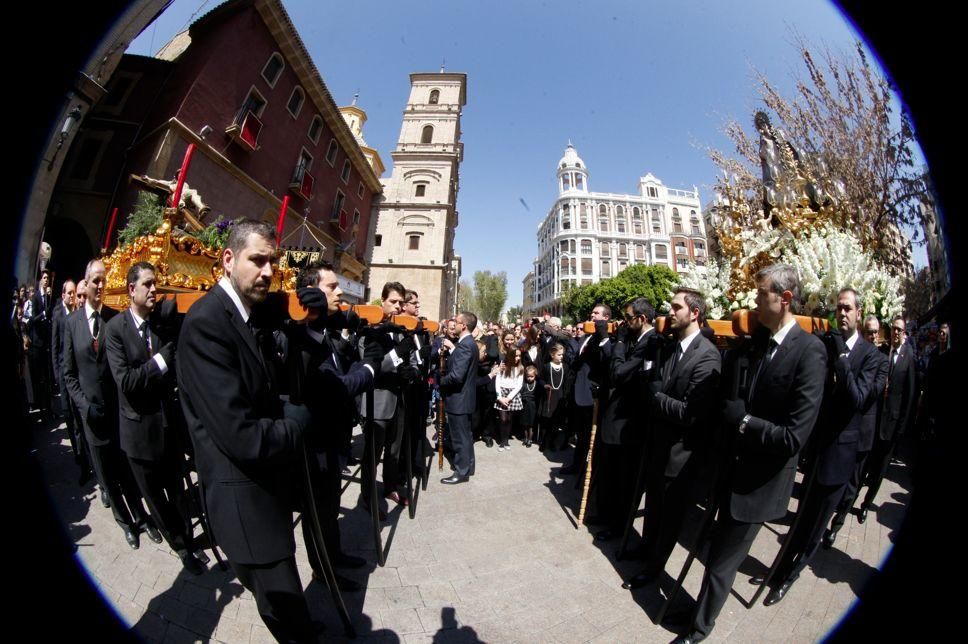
[366,72,467,319]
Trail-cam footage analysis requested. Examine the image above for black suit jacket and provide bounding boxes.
[291,325,373,454]
[601,328,662,445]
[652,333,722,478]
[441,334,478,414]
[176,283,304,565]
[26,291,53,350]
[730,324,827,523]
[50,300,70,383]
[879,341,917,441]
[104,310,173,462]
[814,335,888,485]
[62,306,118,446]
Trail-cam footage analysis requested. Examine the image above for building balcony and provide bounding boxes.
[225,110,262,151]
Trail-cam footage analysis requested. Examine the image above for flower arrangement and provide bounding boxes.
[682,223,903,321]
[196,216,240,251]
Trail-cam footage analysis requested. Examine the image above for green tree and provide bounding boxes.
[709,37,927,275]
[472,270,507,323]
[563,264,678,321]
[456,279,476,315]
[505,305,524,324]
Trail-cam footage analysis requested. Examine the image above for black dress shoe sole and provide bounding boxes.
[440,477,468,485]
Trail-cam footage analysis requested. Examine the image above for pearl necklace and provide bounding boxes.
[549,363,563,390]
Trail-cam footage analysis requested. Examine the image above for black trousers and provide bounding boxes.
[594,440,644,532]
[640,463,699,575]
[777,481,846,583]
[88,438,147,531]
[830,451,869,534]
[27,347,51,413]
[361,414,402,500]
[861,436,898,509]
[691,516,763,638]
[568,404,594,471]
[231,557,315,643]
[303,449,342,579]
[448,413,475,478]
[127,453,193,555]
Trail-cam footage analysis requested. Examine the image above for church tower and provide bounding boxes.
[366,72,467,319]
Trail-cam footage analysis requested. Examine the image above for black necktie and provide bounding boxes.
[140,321,152,356]
[749,339,778,403]
[669,343,683,375]
[92,311,100,339]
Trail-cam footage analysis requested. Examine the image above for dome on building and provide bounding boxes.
[557,140,585,170]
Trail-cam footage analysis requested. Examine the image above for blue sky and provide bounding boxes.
[128,0,926,308]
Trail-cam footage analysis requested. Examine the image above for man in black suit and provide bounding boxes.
[293,262,381,591]
[177,220,317,642]
[854,316,917,524]
[824,315,892,541]
[560,303,612,477]
[593,296,662,542]
[439,311,479,484]
[51,278,90,481]
[26,269,54,418]
[104,261,205,575]
[673,264,826,644]
[622,287,721,589]
[63,259,156,550]
[357,281,416,510]
[759,287,887,606]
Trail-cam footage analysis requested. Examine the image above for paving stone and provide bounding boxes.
[213,618,252,644]
[385,585,425,610]
[378,607,425,635]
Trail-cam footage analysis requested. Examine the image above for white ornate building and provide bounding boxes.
[531,143,707,316]
[365,72,467,319]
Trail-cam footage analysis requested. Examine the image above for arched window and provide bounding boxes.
[600,242,610,257]
[575,174,584,190]
[308,115,323,143]
[618,243,628,258]
[581,239,592,255]
[562,174,571,191]
[421,125,433,144]
[672,207,682,233]
[261,53,284,87]
[561,204,571,230]
[287,86,305,117]
[429,89,440,104]
[598,204,609,231]
[632,207,643,235]
[651,209,661,233]
[616,206,626,233]
[635,244,646,260]
[691,216,701,235]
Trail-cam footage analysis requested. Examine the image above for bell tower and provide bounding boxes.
[366,72,467,319]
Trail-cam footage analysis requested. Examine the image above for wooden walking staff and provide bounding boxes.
[577,397,600,526]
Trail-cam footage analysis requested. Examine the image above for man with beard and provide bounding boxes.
[177,220,317,642]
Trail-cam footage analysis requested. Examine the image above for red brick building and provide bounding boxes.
[44,0,382,290]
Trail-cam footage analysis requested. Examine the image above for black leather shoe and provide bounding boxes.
[857,507,869,524]
[100,489,111,509]
[193,550,211,565]
[749,575,768,586]
[621,571,657,590]
[763,580,794,606]
[822,528,838,550]
[671,632,705,644]
[440,474,468,485]
[122,527,139,550]
[334,552,367,569]
[180,553,206,576]
[485,438,494,448]
[144,524,163,544]
[594,529,618,541]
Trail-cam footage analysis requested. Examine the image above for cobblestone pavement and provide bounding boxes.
[33,413,910,643]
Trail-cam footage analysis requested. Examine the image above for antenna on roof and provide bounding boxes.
[440,58,446,73]
[352,90,359,106]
